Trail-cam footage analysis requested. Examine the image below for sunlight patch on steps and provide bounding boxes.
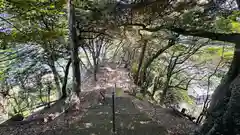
[140,121,151,124]
[84,122,93,128]
[97,111,109,115]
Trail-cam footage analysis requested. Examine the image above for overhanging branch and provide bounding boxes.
[123,23,240,44]
[170,28,239,43]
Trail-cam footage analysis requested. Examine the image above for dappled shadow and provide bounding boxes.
[82,63,137,93]
[133,98,197,135]
[40,96,168,135]
[0,64,193,135]
[0,91,102,135]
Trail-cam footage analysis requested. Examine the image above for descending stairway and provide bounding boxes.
[54,96,167,135]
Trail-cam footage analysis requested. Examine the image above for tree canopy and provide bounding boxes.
[0,0,240,135]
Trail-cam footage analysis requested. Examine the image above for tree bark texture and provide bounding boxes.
[197,43,240,135]
[135,40,147,85]
[61,59,71,99]
[68,0,81,97]
[48,58,62,99]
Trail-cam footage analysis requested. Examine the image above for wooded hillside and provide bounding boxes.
[0,0,240,135]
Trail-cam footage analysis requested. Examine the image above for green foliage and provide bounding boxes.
[178,90,194,104]
[223,51,234,60]
[115,87,123,96]
[0,0,237,128]
[193,46,233,64]
[228,11,240,33]
[2,0,67,46]
[215,17,232,32]
[215,11,240,33]
[7,86,57,117]
[0,71,4,81]
[171,44,187,53]
[164,89,193,105]
[206,47,221,54]
[131,62,138,75]
[230,21,240,33]
[135,93,144,100]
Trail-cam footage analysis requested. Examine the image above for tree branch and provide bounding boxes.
[0,16,23,33]
[169,28,239,43]
[123,22,240,44]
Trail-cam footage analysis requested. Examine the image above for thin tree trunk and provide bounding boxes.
[135,40,147,85]
[48,60,62,99]
[39,88,44,104]
[82,47,93,69]
[61,59,71,99]
[151,76,159,97]
[47,83,51,108]
[160,76,171,104]
[141,39,175,83]
[68,0,81,97]
[92,55,98,81]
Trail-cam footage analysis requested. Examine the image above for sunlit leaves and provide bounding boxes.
[171,44,187,53]
[215,17,232,32]
[0,0,4,10]
[2,0,68,48]
[0,70,4,81]
[231,21,240,32]
[215,11,240,33]
[228,11,240,21]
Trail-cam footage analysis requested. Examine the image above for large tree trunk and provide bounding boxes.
[197,43,240,135]
[68,0,81,97]
[61,59,71,99]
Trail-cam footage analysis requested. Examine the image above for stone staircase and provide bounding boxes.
[55,96,167,135]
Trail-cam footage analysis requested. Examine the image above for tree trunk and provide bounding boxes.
[141,39,175,83]
[68,0,81,97]
[48,59,62,99]
[92,54,98,81]
[160,76,171,105]
[93,62,98,81]
[82,47,93,69]
[61,59,71,99]
[151,76,160,98]
[47,83,51,108]
[135,40,147,85]
[197,43,240,135]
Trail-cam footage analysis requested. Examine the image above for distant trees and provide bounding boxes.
[81,33,112,81]
[0,0,78,117]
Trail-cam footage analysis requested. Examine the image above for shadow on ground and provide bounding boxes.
[41,97,168,135]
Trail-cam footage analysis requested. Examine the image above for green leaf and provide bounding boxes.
[231,21,240,32]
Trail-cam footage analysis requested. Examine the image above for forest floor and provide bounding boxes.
[0,62,196,135]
